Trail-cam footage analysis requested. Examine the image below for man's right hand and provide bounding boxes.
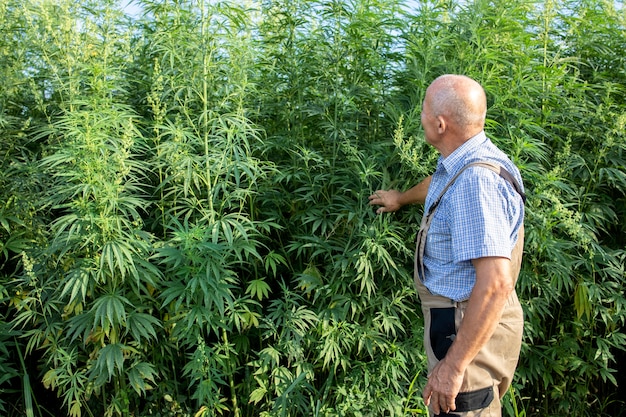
[368,176,432,213]
[368,190,403,214]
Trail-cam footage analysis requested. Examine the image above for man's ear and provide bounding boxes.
[436,116,446,134]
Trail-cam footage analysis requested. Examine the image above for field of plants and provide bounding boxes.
[0,0,625,416]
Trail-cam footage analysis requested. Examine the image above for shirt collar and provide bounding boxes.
[439,131,487,174]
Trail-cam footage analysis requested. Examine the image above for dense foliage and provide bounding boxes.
[1,0,625,416]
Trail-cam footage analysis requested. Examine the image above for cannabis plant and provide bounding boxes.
[1,0,625,416]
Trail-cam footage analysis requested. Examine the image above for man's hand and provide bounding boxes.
[368,176,432,213]
[422,359,465,415]
[368,190,403,214]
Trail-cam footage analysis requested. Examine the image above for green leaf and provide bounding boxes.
[246,279,271,301]
[61,267,92,305]
[99,343,125,379]
[249,385,267,405]
[574,281,591,320]
[264,250,287,277]
[126,312,161,343]
[127,362,157,396]
[92,292,131,331]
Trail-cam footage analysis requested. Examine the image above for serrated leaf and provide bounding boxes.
[249,386,267,405]
[99,343,124,378]
[126,312,161,342]
[127,362,157,395]
[246,279,270,301]
[574,281,591,320]
[61,268,91,305]
[92,292,130,330]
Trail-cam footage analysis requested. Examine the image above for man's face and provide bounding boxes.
[420,93,438,147]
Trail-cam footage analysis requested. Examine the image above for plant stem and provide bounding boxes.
[222,329,240,417]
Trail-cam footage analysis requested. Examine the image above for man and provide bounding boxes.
[368,74,525,416]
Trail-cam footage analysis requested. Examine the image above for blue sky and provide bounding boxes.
[121,0,142,18]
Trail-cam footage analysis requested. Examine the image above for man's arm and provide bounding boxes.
[422,256,515,415]
[368,175,432,214]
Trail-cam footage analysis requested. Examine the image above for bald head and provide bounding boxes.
[426,74,487,131]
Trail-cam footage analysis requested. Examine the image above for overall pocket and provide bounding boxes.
[429,307,456,361]
[454,386,494,412]
[432,387,494,415]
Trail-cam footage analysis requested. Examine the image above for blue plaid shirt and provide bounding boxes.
[422,131,525,302]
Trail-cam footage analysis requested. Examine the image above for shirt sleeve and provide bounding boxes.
[449,169,515,263]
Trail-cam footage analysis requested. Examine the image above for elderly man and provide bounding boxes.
[369,74,525,416]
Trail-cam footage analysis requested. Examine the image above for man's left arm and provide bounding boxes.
[422,256,515,415]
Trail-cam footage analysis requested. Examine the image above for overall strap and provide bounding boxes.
[415,161,525,285]
[426,161,525,218]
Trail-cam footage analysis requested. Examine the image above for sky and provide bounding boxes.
[120,0,143,18]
